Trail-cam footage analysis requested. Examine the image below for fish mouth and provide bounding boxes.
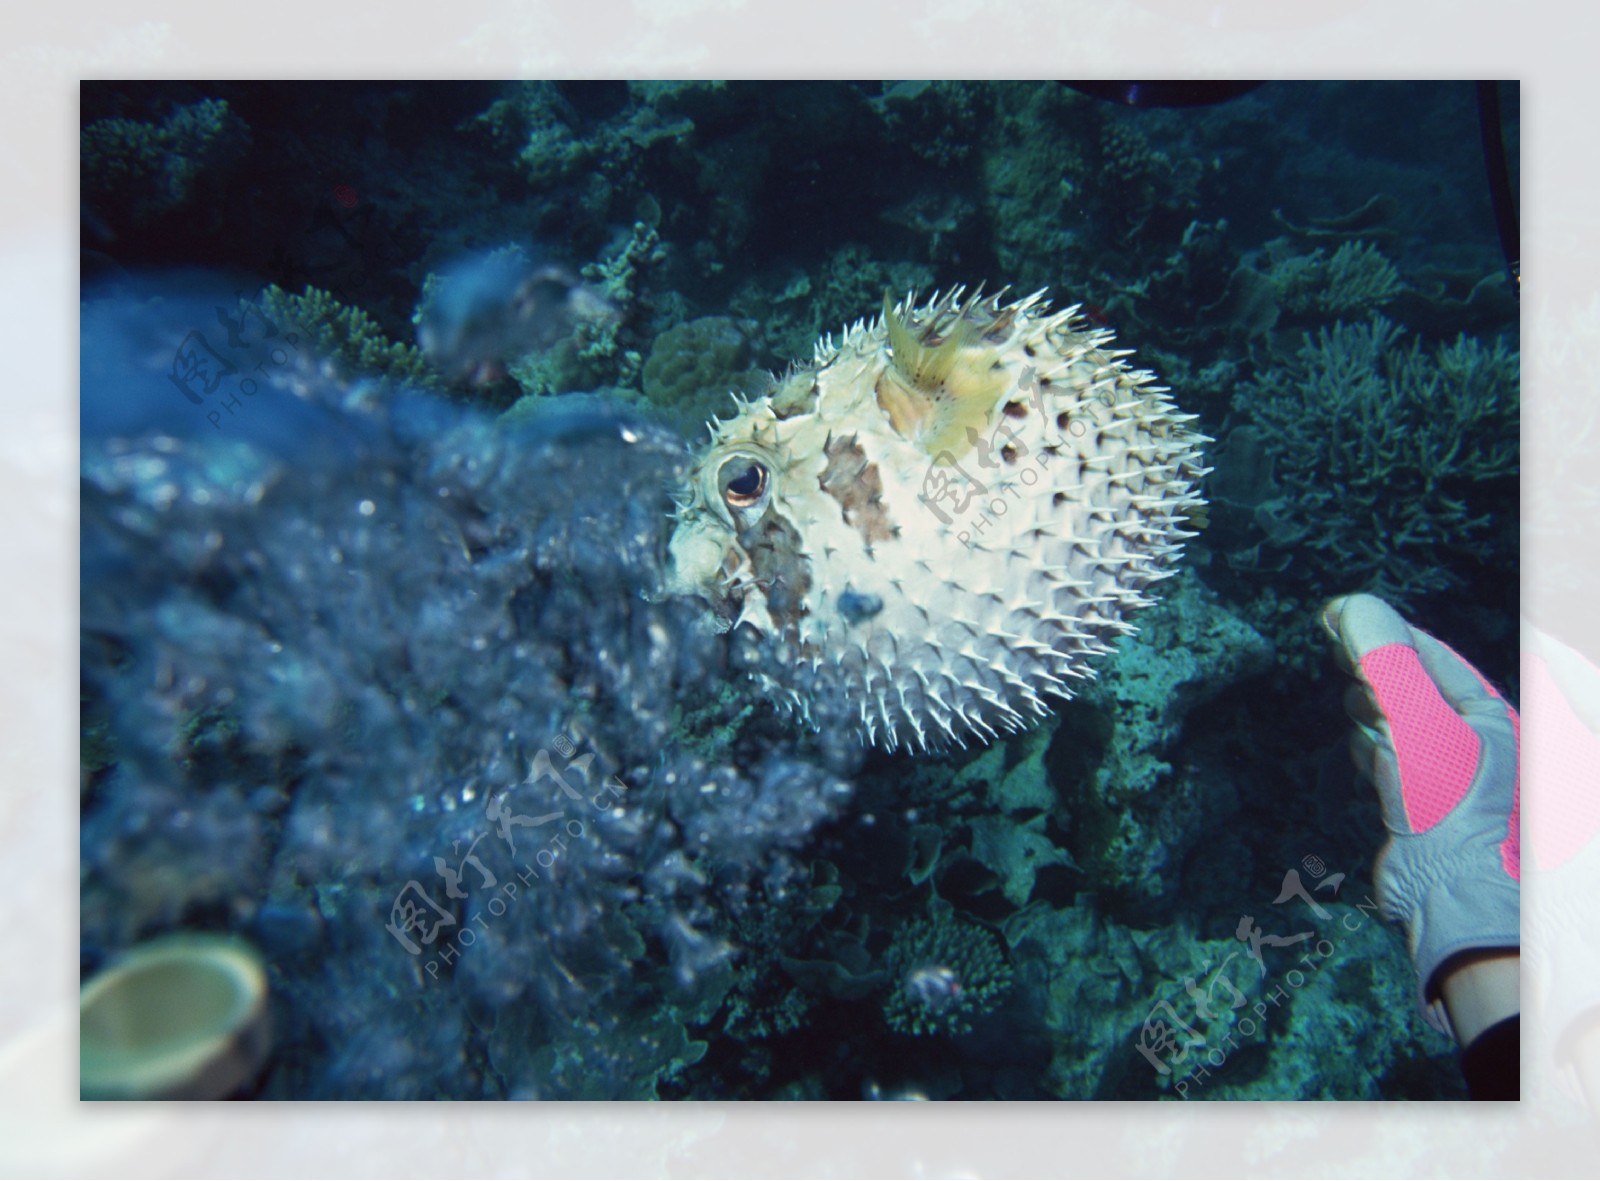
[661,517,738,604]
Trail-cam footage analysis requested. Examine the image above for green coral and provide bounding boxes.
[1272,239,1403,317]
[488,82,696,190]
[875,80,988,168]
[981,84,1088,290]
[587,222,664,308]
[258,285,439,390]
[577,221,666,385]
[728,243,933,364]
[82,98,250,225]
[474,82,592,189]
[1238,315,1518,603]
[477,83,695,232]
[883,913,1013,1037]
[641,316,769,436]
[507,223,666,398]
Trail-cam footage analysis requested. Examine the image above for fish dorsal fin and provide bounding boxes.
[875,292,1010,462]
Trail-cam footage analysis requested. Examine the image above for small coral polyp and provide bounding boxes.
[883,916,1014,1037]
[665,286,1211,751]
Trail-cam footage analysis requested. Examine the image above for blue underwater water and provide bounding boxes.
[79,80,1517,1100]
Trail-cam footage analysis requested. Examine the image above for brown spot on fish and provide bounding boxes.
[738,509,812,634]
[820,434,897,546]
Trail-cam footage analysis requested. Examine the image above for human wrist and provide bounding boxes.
[1437,947,1520,1048]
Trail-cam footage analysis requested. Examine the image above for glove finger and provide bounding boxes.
[1348,718,1420,839]
[1326,593,1508,725]
[1327,595,1498,835]
[1322,598,1358,677]
[1322,593,1413,668]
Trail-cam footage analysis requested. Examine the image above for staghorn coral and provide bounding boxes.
[258,284,439,390]
[82,98,250,227]
[1236,314,1518,603]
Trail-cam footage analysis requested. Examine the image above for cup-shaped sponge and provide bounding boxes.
[80,934,270,1100]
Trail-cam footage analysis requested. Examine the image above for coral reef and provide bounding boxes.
[1235,315,1518,603]
[1201,238,1404,350]
[1272,239,1404,318]
[1057,574,1274,912]
[980,85,1092,292]
[873,81,989,168]
[1006,892,1456,1100]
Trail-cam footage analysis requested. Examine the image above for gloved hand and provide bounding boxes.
[1320,593,1520,1034]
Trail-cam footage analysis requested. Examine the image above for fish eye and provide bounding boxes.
[719,459,769,509]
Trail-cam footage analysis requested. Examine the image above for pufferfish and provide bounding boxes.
[663,287,1210,752]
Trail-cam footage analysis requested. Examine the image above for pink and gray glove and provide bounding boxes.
[1321,593,1520,1032]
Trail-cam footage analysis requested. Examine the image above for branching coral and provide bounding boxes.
[1237,315,1518,602]
[259,285,438,389]
[1203,239,1403,348]
[1273,239,1403,317]
[82,98,250,226]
